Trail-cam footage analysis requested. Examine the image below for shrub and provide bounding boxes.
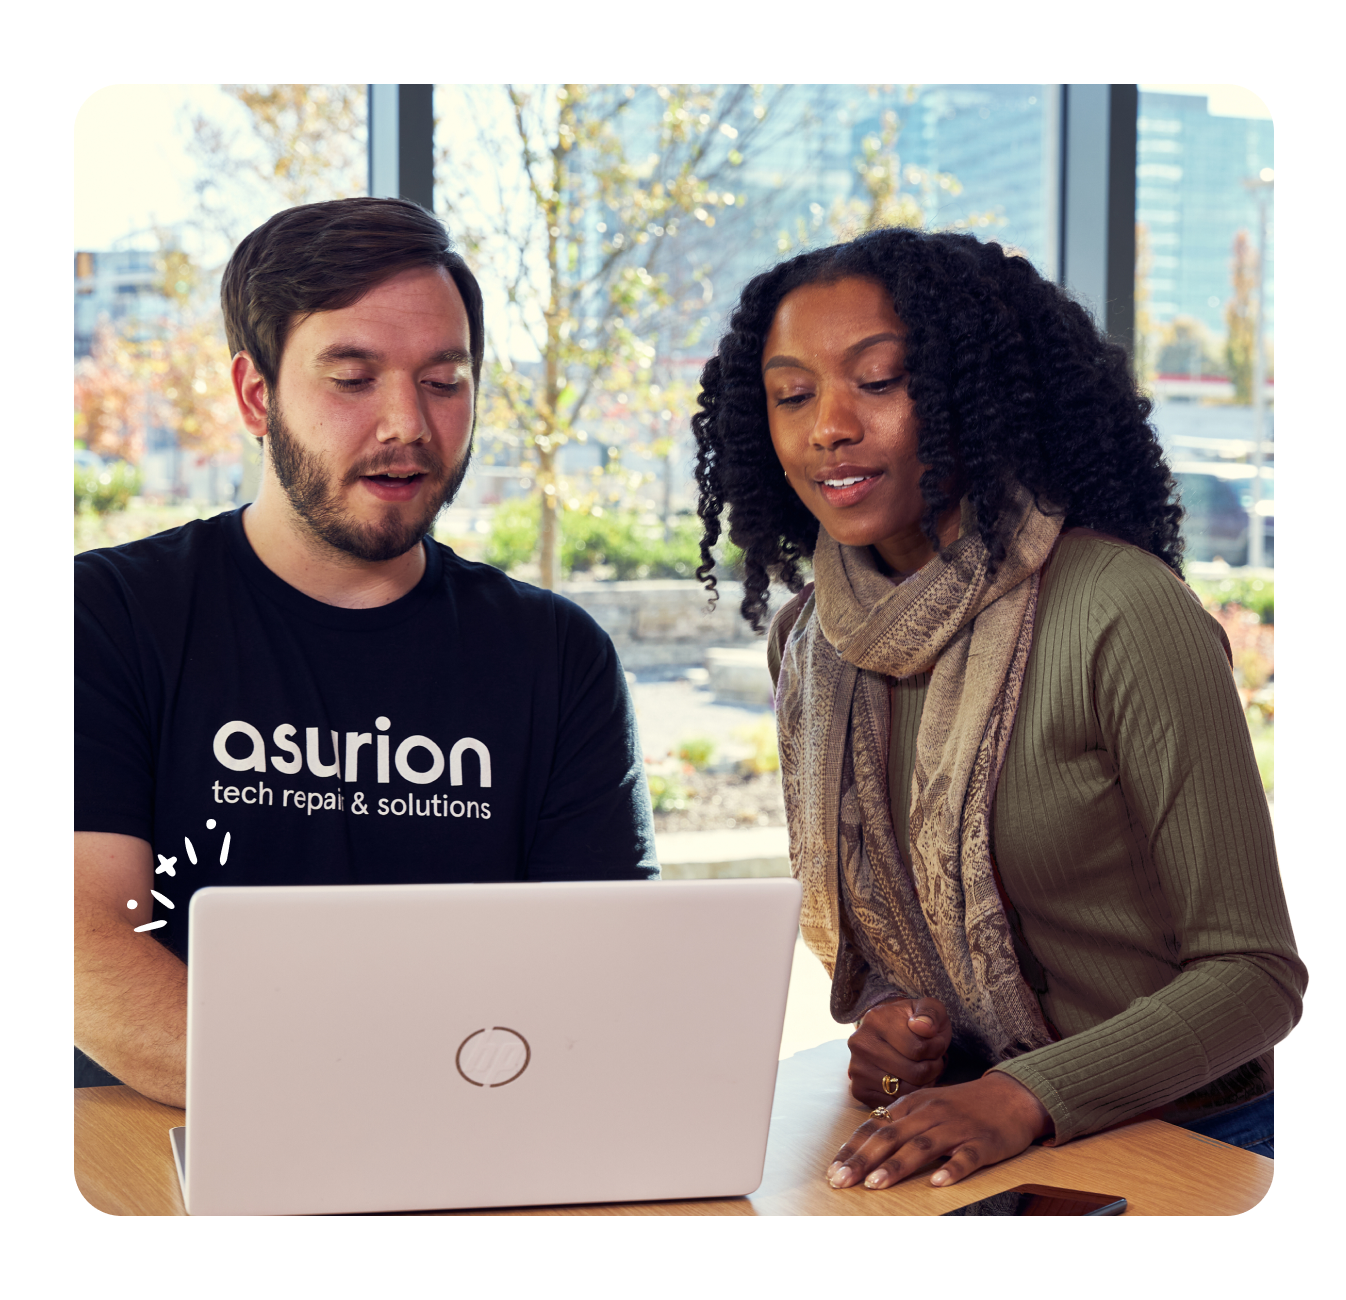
[1189,574,1273,624]
[75,461,141,516]
[734,719,780,775]
[565,510,703,580]
[486,502,708,581]
[482,497,539,572]
[675,736,716,769]
[646,770,693,812]
[1233,647,1271,694]
[717,539,747,581]
[1245,708,1273,795]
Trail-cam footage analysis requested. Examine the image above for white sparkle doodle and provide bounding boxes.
[201,817,231,866]
[132,820,234,937]
[126,900,167,932]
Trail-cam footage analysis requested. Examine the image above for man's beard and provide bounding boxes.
[265,402,472,562]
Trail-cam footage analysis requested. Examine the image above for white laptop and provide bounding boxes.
[171,877,801,1215]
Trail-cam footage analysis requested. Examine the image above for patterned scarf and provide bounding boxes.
[774,489,1063,1062]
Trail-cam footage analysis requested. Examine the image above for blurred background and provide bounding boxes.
[74,84,1275,1046]
[74,84,1274,570]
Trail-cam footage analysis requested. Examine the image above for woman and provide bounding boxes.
[691,227,1304,1193]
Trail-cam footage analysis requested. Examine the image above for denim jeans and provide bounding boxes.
[1175,1091,1274,1160]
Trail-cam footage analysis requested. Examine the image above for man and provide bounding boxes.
[75,198,657,1107]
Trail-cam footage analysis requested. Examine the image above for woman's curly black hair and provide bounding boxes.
[692,227,1183,631]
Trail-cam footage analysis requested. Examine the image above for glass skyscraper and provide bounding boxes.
[702,84,1058,314]
[713,84,1273,353]
[1136,88,1274,339]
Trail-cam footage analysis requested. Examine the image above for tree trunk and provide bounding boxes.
[662,447,673,541]
[538,445,558,589]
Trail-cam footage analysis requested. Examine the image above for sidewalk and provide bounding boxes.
[629,674,773,767]
[655,825,789,879]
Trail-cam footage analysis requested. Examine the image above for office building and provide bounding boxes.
[74,245,170,359]
[1136,87,1274,341]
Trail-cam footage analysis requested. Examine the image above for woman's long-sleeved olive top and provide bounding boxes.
[773,532,1305,1142]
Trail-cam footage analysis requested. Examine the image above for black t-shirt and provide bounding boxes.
[75,508,657,964]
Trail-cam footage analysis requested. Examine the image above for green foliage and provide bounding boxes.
[482,497,541,573]
[646,771,693,812]
[1189,574,1273,624]
[1188,567,1273,797]
[717,539,746,580]
[1246,708,1273,795]
[441,83,788,587]
[75,500,230,554]
[675,736,716,769]
[565,512,702,580]
[734,719,780,776]
[1225,229,1257,405]
[1233,648,1270,693]
[75,461,141,516]
[485,501,706,581]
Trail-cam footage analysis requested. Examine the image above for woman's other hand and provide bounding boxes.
[826,1072,1054,1190]
[847,997,952,1105]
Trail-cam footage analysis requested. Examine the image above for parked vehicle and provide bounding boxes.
[1171,465,1273,568]
[1232,471,1276,567]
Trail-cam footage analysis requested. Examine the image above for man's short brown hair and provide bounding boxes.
[221,198,485,392]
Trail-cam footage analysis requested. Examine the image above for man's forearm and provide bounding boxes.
[75,919,188,1107]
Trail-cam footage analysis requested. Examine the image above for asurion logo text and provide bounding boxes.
[212,716,491,787]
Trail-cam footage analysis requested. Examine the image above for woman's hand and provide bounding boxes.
[847,997,952,1105]
[826,1072,1054,1190]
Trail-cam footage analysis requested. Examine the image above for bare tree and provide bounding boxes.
[185,84,366,248]
[1134,221,1156,389]
[75,226,235,472]
[1225,229,1257,404]
[437,83,799,588]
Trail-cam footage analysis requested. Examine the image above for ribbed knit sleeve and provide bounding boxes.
[991,539,1305,1142]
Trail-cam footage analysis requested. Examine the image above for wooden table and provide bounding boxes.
[75,1038,1272,1216]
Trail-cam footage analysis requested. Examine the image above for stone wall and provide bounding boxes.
[558,578,776,670]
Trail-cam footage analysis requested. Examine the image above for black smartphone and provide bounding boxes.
[942,1183,1127,1216]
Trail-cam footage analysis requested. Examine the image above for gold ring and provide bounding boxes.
[882,1075,901,1096]
[870,1106,893,1121]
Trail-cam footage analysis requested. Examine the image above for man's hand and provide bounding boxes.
[826,1071,1054,1190]
[846,997,952,1105]
[75,832,188,1108]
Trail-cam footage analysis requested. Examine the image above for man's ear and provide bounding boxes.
[231,352,270,440]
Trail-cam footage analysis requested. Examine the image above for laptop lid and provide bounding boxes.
[183,877,801,1215]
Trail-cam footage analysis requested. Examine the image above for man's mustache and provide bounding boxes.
[340,447,446,486]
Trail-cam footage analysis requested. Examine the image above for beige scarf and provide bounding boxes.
[775,489,1063,1062]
